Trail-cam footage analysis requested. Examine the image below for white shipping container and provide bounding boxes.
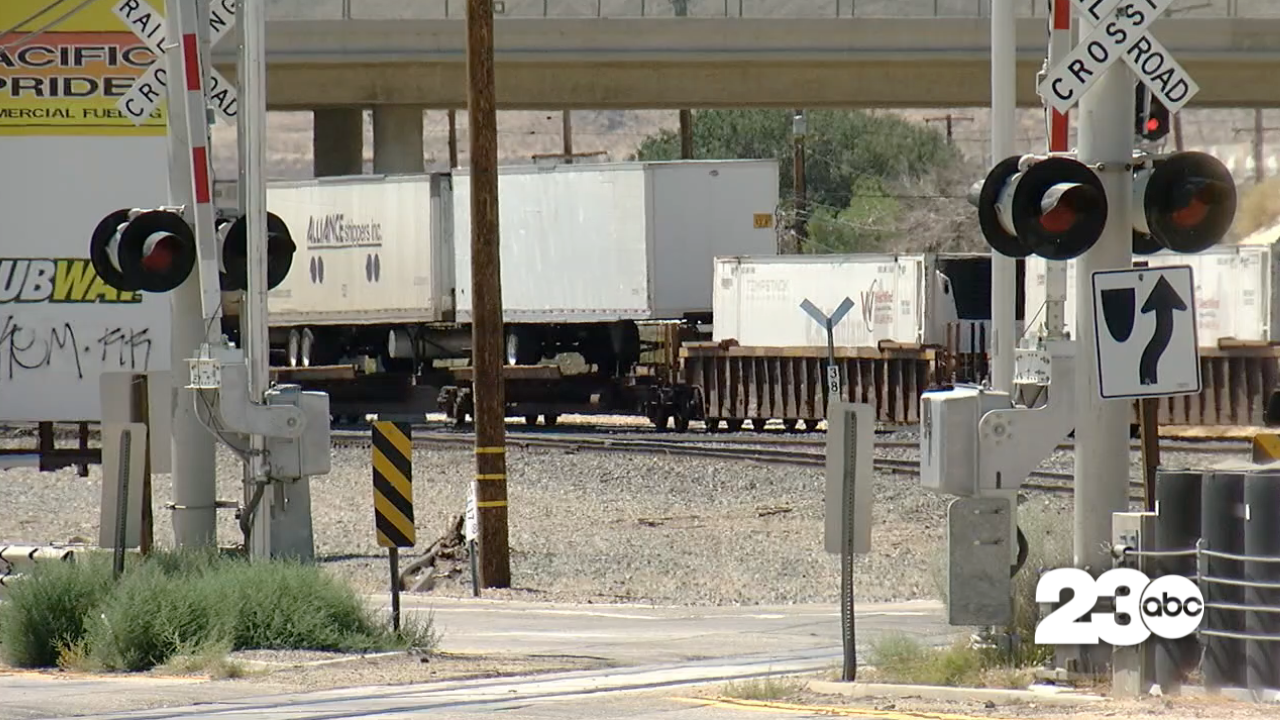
[266,174,455,326]
[1023,245,1280,346]
[712,255,960,348]
[452,160,780,322]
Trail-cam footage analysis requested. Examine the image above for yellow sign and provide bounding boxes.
[754,213,774,229]
[0,0,165,136]
[0,258,142,304]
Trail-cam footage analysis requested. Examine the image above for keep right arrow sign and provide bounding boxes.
[1091,266,1200,400]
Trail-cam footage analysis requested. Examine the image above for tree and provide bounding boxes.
[633,109,982,253]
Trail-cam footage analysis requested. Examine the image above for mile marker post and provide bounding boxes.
[800,297,855,405]
[801,297,857,681]
[372,421,415,632]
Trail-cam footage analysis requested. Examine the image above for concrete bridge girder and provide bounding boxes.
[209,18,1280,110]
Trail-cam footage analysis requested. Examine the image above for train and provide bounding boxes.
[214,162,1280,431]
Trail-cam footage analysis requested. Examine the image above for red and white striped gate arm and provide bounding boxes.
[1048,0,1071,153]
[169,0,223,322]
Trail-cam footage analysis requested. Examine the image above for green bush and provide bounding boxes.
[0,554,113,668]
[211,559,390,653]
[86,561,226,671]
[0,549,435,672]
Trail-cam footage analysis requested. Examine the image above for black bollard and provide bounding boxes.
[1202,471,1246,692]
[1153,469,1203,695]
[1245,470,1280,694]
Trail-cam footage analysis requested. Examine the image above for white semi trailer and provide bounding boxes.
[227,159,781,377]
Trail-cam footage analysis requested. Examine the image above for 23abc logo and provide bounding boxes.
[1035,568,1204,646]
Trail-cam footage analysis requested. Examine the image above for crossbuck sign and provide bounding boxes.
[1038,0,1199,116]
[112,0,239,126]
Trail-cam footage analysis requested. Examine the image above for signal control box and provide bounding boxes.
[919,385,1013,496]
[264,384,331,480]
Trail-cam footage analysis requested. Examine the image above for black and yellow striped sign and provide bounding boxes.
[1254,433,1280,464]
[372,421,414,548]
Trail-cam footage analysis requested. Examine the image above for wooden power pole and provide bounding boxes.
[679,110,694,159]
[466,0,511,588]
[562,110,574,163]
[792,109,807,252]
[447,109,459,168]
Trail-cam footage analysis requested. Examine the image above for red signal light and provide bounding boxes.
[1040,204,1078,233]
[1147,118,1162,133]
[141,235,179,273]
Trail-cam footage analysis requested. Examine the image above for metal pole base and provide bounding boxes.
[251,478,315,561]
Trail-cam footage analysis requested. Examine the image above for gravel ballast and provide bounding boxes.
[0,424,1246,607]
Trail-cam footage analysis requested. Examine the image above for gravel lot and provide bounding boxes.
[0,422,1250,607]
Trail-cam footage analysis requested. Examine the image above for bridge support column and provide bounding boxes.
[373,105,426,174]
[313,108,364,177]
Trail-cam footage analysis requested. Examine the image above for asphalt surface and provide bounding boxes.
[1,598,954,720]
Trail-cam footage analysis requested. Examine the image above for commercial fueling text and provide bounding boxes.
[306,214,384,249]
[0,42,157,120]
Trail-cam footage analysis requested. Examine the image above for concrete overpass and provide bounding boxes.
[215,16,1280,110]
[209,2,1280,174]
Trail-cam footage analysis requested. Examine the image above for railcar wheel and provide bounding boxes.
[652,410,670,432]
[750,418,766,432]
[783,419,798,433]
[673,412,690,433]
[726,419,744,433]
[300,328,317,367]
[544,414,559,427]
[706,418,723,433]
[286,329,301,368]
[525,415,539,426]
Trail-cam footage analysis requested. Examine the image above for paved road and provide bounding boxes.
[394,596,953,666]
[2,599,953,720]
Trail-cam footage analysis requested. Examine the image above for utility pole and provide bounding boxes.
[792,109,807,253]
[1073,12,1135,673]
[466,0,511,588]
[924,114,974,145]
[562,110,573,163]
[674,0,693,160]
[1233,109,1278,185]
[1173,112,1185,151]
[448,109,459,168]
[990,0,1016,393]
[679,111,694,159]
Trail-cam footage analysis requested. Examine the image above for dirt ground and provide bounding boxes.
[789,689,1280,720]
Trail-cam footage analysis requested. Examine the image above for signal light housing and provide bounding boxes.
[970,155,1108,261]
[89,209,197,294]
[1135,84,1171,142]
[216,212,297,292]
[1133,151,1237,254]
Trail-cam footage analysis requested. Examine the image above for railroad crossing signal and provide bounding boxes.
[1132,151,1237,255]
[1091,266,1200,400]
[1135,84,1171,142]
[1039,0,1198,116]
[214,212,298,291]
[969,155,1108,260]
[89,208,297,295]
[113,0,239,125]
[90,209,198,293]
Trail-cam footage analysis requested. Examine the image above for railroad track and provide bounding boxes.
[329,429,1148,497]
